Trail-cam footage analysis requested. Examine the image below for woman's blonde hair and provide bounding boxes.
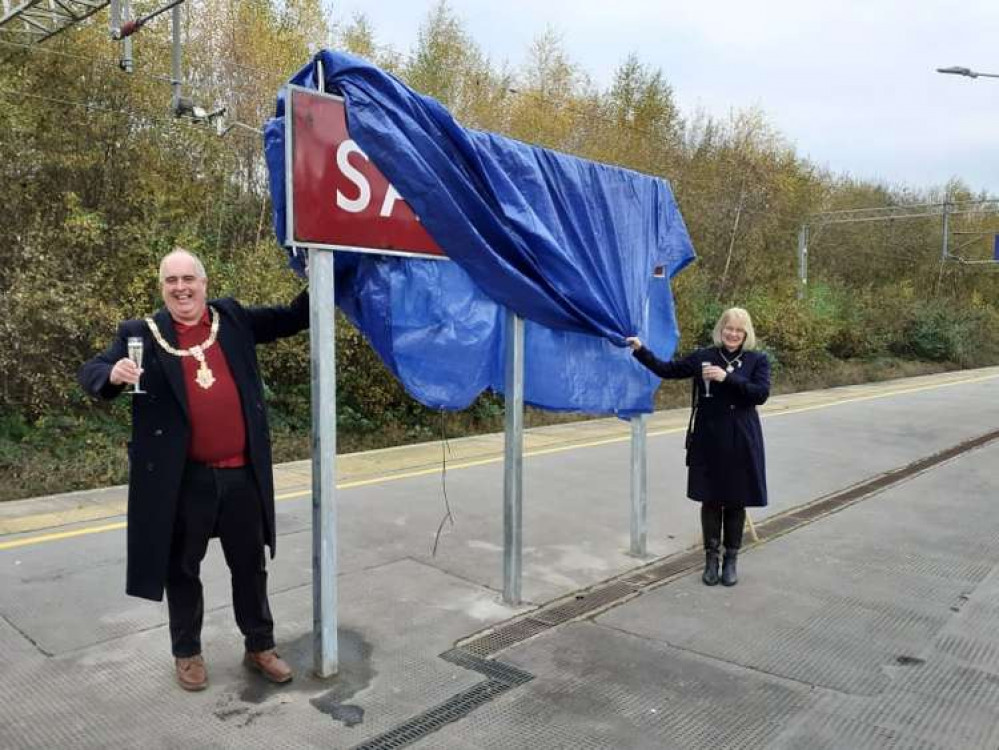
[711,307,756,350]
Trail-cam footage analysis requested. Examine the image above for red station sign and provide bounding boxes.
[286,87,446,258]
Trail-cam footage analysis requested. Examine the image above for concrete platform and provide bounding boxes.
[1,366,998,749]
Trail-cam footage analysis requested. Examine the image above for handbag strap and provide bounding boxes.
[686,376,699,441]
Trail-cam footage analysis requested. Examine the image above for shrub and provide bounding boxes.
[894,301,980,363]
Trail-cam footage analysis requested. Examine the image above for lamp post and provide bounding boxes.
[936,66,999,79]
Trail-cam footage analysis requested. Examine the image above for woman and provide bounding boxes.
[626,307,770,587]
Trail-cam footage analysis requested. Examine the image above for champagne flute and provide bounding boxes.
[127,337,146,394]
[701,361,713,398]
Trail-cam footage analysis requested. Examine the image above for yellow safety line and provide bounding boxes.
[3,371,995,552]
[0,522,127,551]
[762,372,998,419]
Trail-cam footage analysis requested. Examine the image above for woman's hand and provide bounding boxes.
[625,336,643,351]
[701,364,727,382]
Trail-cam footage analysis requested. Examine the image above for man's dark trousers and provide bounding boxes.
[166,462,275,657]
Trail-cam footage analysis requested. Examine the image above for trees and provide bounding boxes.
[1,0,996,501]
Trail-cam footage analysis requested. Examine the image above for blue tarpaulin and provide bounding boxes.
[264,50,696,414]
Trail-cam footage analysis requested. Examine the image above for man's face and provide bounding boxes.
[161,253,208,325]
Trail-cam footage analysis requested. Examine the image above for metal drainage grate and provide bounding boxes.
[350,679,514,750]
[756,513,804,539]
[530,581,637,626]
[621,552,702,588]
[459,580,648,659]
[440,648,533,686]
[458,616,550,658]
[352,650,535,748]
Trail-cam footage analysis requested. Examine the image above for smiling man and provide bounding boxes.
[161,251,209,324]
[79,248,309,691]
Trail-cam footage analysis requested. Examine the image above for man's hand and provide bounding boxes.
[625,336,643,351]
[109,358,142,386]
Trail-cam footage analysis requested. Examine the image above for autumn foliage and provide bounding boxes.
[1,1,996,500]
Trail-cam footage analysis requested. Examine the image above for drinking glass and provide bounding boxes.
[701,361,712,398]
[127,337,146,394]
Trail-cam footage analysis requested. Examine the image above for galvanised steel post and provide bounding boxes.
[629,414,649,557]
[109,1,133,73]
[941,201,951,261]
[309,248,338,678]
[503,310,525,605]
[797,225,809,299]
[170,4,181,112]
[310,58,338,678]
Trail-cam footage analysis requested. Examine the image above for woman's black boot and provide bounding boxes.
[700,505,723,586]
[721,551,738,586]
[721,506,744,586]
[702,540,721,586]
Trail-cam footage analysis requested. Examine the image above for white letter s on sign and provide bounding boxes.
[336,140,371,213]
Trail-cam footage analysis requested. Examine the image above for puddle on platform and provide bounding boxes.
[219,628,374,727]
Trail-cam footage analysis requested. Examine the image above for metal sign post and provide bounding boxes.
[308,249,338,678]
[502,310,525,605]
[301,62,340,678]
[629,414,649,557]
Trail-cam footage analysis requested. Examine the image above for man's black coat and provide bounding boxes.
[78,291,309,601]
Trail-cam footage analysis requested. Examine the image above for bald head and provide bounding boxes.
[160,248,208,324]
[159,249,206,282]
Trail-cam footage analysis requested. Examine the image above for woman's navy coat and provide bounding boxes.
[634,346,770,507]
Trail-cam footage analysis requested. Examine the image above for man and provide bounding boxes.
[79,248,309,691]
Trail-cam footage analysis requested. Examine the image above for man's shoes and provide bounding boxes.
[244,649,293,684]
[175,654,208,691]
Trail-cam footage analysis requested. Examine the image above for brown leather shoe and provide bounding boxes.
[243,649,293,684]
[175,655,208,691]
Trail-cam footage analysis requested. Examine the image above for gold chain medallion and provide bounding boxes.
[145,308,221,390]
[194,360,216,389]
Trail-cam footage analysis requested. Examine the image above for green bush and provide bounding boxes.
[892,301,987,364]
[744,291,829,370]
[902,304,958,361]
[807,283,864,359]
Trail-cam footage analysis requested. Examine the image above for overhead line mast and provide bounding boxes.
[0,1,253,132]
[0,1,112,45]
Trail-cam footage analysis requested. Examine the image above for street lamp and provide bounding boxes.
[937,65,999,79]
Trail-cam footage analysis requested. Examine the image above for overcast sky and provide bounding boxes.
[332,0,998,196]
